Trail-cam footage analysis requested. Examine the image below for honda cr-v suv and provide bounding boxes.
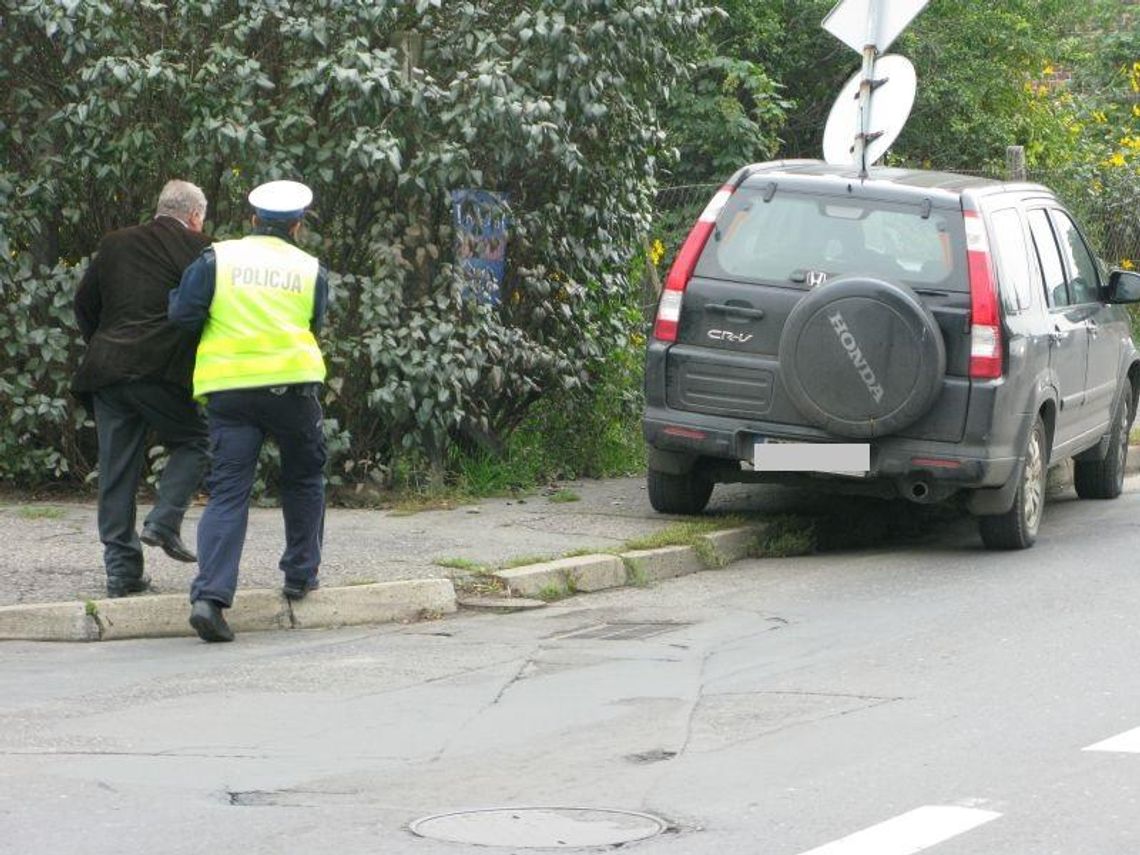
[644,160,1140,549]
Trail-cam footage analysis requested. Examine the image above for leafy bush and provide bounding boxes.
[0,0,713,487]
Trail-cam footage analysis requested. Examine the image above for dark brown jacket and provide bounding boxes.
[72,216,211,398]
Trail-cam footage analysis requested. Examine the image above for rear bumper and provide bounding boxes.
[643,405,1020,488]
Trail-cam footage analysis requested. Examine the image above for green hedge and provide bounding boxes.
[0,0,712,487]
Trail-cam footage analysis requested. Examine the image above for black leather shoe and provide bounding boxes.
[141,525,197,563]
[189,599,234,643]
[106,574,152,599]
[282,576,320,601]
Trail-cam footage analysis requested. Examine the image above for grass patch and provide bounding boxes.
[84,600,98,617]
[547,489,580,503]
[434,557,489,573]
[692,537,728,568]
[623,516,748,551]
[623,556,649,587]
[753,515,816,557]
[501,553,558,569]
[16,506,65,520]
[388,495,462,515]
[535,581,571,602]
[564,547,604,558]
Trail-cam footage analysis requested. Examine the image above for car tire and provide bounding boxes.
[1074,384,1133,500]
[978,416,1047,550]
[778,276,946,438]
[647,468,713,515]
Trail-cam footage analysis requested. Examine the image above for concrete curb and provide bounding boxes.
[7,445,1140,643]
[17,447,1137,643]
[0,521,767,642]
[492,525,767,601]
[0,579,457,643]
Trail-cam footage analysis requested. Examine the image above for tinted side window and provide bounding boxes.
[989,208,1034,313]
[1050,210,1101,304]
[1027,209,1068,308]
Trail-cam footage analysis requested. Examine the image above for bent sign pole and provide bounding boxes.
[821,0,929,176]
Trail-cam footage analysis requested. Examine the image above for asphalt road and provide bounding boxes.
[2,476,1139,854]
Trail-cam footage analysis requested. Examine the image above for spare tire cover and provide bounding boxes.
[778,276,946,439]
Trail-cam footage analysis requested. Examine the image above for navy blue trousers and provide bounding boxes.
[190,386,326,608]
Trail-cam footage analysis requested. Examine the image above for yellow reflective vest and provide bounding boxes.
[193,235,326,397]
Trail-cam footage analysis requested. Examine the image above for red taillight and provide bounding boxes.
[964,210,1003,379]
[653,185,734,342]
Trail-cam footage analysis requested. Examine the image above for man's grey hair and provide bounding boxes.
[155,179,207,221]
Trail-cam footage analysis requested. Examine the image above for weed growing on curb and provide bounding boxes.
[434,557,488,573]
[623,516,747,551]
[753,516,815,557]
[691,537,726,568]
[536,582,569,601]
[564,547,603,558]
[84,600,98,617]
[502,554,559,569]
[623,557,649,587]
[547,489,580,503]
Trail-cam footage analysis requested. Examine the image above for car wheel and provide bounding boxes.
[1074,384,1133,500]
[978,416,1047,550]
[647,467,713,515]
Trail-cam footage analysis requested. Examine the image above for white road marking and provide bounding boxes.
[797,805,1001,855]
[1084,726,1140,753]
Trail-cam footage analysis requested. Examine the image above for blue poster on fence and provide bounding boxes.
[451,189,509,305]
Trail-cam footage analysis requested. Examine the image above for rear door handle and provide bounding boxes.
[706,303,765,320]
[1087,320,1100,338]
[1049,326,1069,344]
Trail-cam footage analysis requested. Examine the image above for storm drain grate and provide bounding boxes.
[551,622,690,641]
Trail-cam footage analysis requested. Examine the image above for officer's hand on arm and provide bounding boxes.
[169,248,217,333]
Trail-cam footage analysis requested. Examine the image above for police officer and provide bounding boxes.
[169,180,330,643]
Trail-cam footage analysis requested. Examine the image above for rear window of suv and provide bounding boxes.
[696,186,968,292]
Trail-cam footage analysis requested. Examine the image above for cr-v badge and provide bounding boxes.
[708,330,754,344]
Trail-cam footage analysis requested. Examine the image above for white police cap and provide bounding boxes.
[248,180,313,220]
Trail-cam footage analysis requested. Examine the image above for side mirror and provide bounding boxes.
[1106,269,1140,304]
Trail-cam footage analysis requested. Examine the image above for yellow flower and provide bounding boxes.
[649,239,665,267]
[1122,259,1136,270]
[1106,152,1127,168]
[1043,64,1055,76]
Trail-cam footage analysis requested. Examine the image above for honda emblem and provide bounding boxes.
[807,270,828,288]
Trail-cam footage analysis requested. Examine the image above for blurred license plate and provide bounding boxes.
[753,441,869,474]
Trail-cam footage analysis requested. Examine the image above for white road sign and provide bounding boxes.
[822,0,929,54]
[822,54,917,167]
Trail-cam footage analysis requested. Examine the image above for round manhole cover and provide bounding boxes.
[409,806,669,848]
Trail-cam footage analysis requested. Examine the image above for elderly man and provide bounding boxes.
[170,180,330,643]
[73,179,212,598]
